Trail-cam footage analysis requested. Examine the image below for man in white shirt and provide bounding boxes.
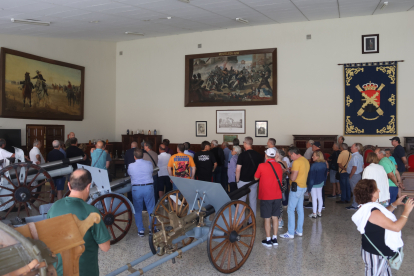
[0,138,15,169]
[157,144,172,199]
[29,140,45,165]
[303,140,314,161]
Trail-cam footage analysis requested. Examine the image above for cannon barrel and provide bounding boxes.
[89,176,131,196]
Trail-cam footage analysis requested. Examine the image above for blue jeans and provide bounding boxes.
[340,173,351,201]
[389,186,399,204]
[132,185,155,232]
[213,166,222,184]
[287,187,307,235]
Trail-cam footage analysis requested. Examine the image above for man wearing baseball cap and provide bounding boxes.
[254,147,284,247]
[312,141,322,153]
[390,137,410,175]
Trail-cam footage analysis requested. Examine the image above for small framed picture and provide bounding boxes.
[196,121,207,137]
[216,110,246,134]
[362,34,379,54]
[255,121,268,137]
[223,135,238,145]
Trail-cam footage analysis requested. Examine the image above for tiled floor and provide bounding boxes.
[99,197,414,276]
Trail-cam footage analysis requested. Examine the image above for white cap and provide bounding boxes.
[265,147,277,157]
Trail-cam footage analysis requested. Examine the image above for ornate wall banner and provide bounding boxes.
[344,61,397,135]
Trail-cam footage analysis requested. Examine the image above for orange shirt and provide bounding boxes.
[167,153,195,179]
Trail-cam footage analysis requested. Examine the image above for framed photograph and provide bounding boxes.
[185,48,277,107]
[223,135,238,145]
[0,47,85,120]
[216,110,246,134]
[255,121,268,137]
[196,121,207,137]
[362,34,379,54]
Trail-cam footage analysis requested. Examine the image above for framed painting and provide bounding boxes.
[362,34,379,54]
[223,135,238,145]
[216,110,246,134]
[196,121,207,137]
[185,48,277,107]
[255,120,268,137]
[0,48,85,120]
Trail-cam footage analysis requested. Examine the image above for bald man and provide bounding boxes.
[65,132,76,148]
[90,140,107,170]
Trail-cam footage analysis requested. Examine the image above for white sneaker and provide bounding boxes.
[279,232,294,239]
[308,213,317,218]
[294,230,303,237]
[317,212,322,217]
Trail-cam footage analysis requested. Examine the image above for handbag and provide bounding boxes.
[364,234,404,270]
[269,162,285,201]
[143,149,160,173]
[336,152,351,180]
[291,182,297,192]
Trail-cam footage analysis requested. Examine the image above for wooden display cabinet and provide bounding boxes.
[121,134,162,155]
[293,135,338,154]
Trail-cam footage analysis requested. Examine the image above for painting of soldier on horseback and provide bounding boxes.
[185,48,277,107]
[0,48,84,120]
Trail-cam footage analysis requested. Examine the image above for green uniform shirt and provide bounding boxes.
[47,197,111,276]
[379,157,397,187]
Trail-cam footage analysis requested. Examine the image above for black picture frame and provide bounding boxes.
[255,120,268,137]
[362,34,379,54]
[196,121,207,137]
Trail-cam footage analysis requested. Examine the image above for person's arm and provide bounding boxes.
[167,167,173,176]
[99,240,110,252]
[35,154,41,165]
[91,148,95,153]
[369,197,414,232]
[106,161,110,169]
[338,162,346,171]
[349,166,357,178]
[191,167,196,179]
[289,170,299,181]
[213,162,217,172]
[387,172,398,186]
[236,165,242,183]
[401,156,410,169]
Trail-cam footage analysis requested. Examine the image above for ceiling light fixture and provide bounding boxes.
[178,0,190,3]
[380,1,388,9]
[11,18,50,26]
[235,18,249,24]
[125,32,144,36]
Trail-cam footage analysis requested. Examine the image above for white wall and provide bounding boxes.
[115,12,414,147]
[0,34,116,145]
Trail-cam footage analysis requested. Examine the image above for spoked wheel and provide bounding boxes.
[150,190,194,251]
[0,163,55,220]
[207,200,256,274]
[91,194,133,245]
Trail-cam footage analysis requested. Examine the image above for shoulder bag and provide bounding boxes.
[143,150,160,173]
[364,234,404,270]
[269,162,285,201]
[277,161,288,192]
[92,150,104,167]
[335,152,351,180]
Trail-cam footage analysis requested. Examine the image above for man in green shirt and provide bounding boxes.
[48,169,111,276]
[375,149,402,205]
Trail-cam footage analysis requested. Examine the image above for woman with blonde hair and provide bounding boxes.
[307,151,328,218]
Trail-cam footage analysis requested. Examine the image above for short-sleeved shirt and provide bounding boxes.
[392,145,406,173]
[128,159,154,184]
[59,148,67,158]
[158,152,171,177]
[193,151,216,181]
[347,152,364,174]
[290,156,310,188]
[47,149,64,162]
[337,150,351,174]
[379,157,397,187]
[167,153,195,179]
[66,146,86,170]
[388,156,397,166]
[91,148,107,170]
[0,148,13,169]
[143,150,159,176]
[29,146,45,164]
[237,150,263,182]
[47,197,111,276]
[254,159,283,200]
[184,150,194,158]
[304,147,313,160]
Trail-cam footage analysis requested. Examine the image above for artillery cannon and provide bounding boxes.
[108,176,258,275]
[0,147,83,221]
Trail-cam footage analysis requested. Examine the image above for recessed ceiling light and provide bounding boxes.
[178,0,190,3]
[167,17,172,19]
[11,18,50,26]
[125,32,144,36]
[89,20,100,23]
[235,18,249,24]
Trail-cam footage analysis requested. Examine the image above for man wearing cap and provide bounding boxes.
[304,140,314,161]
[390,137,410,175]
[254,148,284,247]
[312,141,322,154]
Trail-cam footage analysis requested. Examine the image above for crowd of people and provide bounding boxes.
[1,133,412,276]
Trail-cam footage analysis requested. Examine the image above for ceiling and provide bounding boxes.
[0,0,412,42]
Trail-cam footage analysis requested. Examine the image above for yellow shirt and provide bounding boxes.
[167,153,195,179]
[290,156,310,188]
[337,150,351,174]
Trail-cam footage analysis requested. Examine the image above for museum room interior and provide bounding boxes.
[0,0,413,275]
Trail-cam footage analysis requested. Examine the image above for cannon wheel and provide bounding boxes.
[207,200,256,274]
[150,190,194,251]
[91,194,133,245]
[0,163,55,220]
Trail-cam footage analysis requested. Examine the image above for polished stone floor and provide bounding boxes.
[99,196,414,276]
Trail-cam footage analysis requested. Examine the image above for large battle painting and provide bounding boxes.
[185,48,277,107]
[0,48,84,120]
